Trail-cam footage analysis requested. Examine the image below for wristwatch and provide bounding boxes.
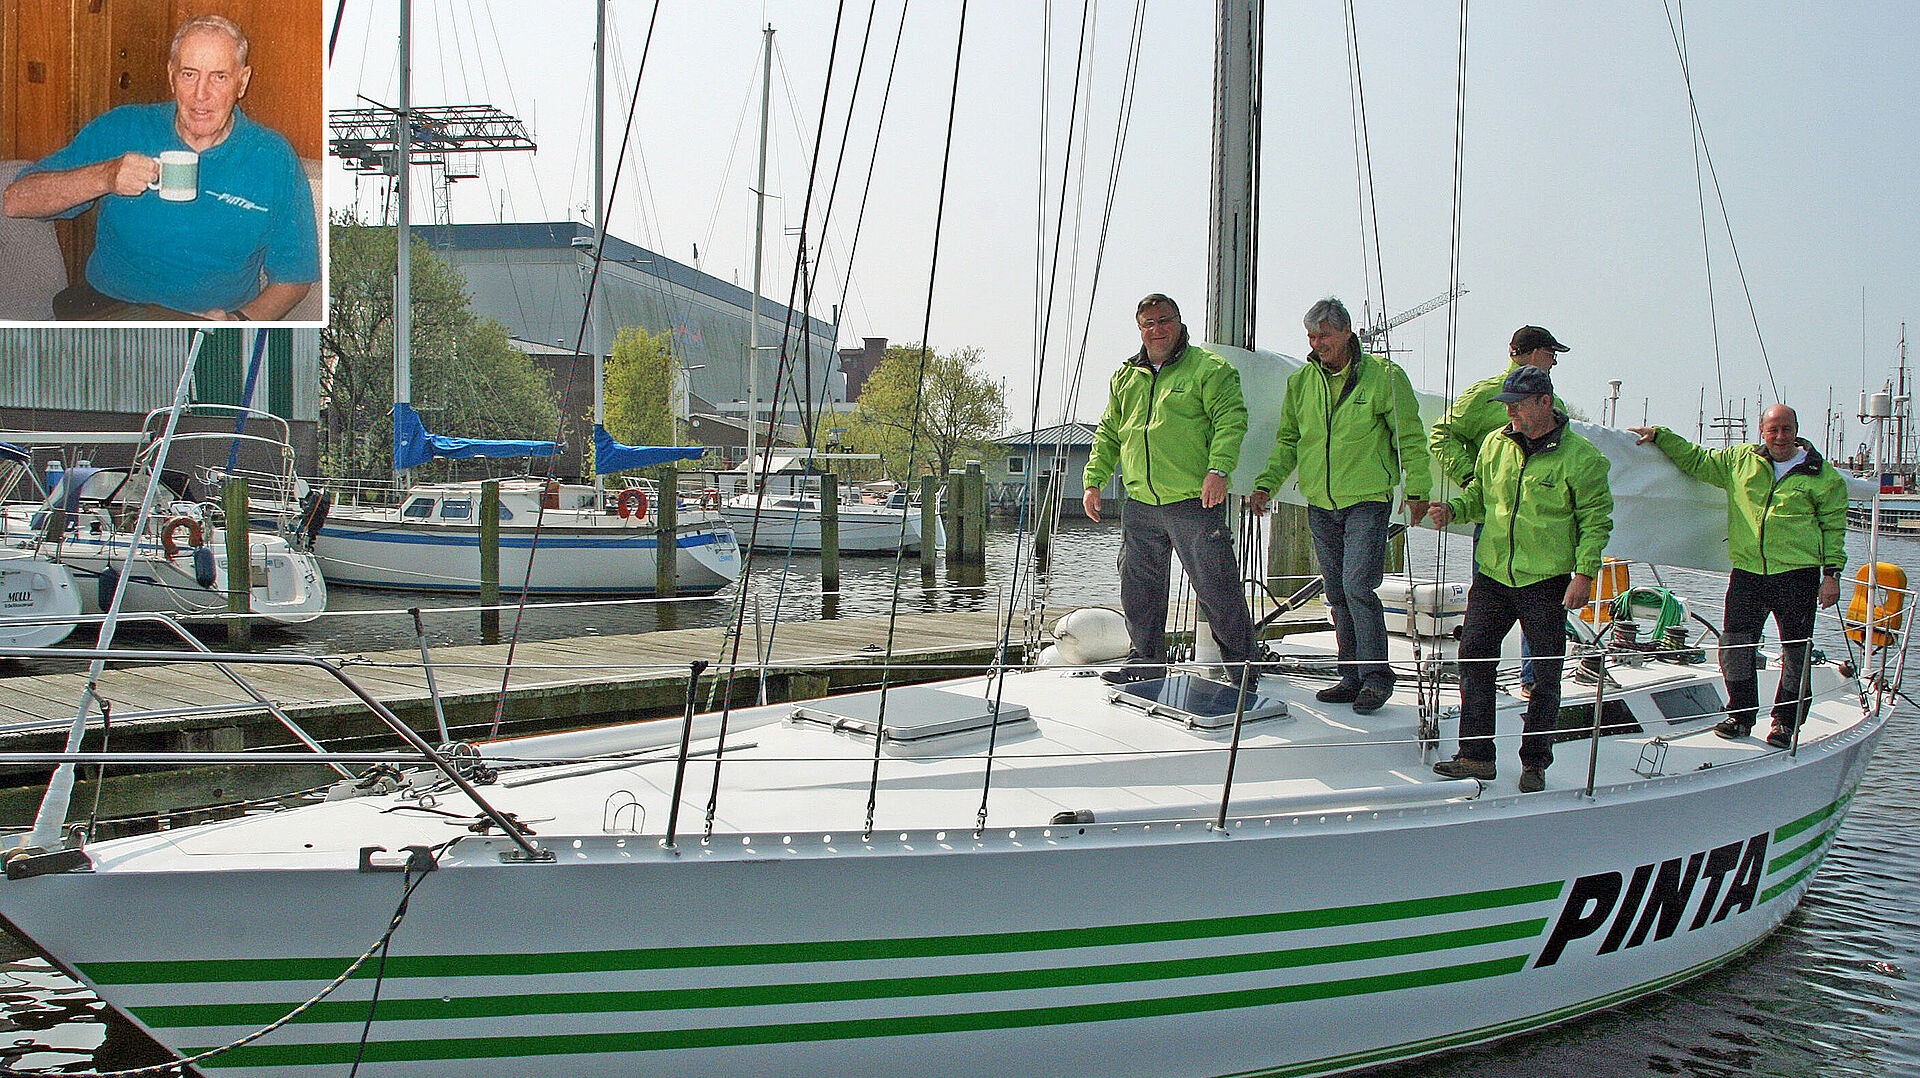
[1207,469,1229,478]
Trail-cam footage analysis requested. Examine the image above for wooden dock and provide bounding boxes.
[0,610,1029,759]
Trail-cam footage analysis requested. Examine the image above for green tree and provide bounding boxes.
[603,326,676,454]
[321,220,559,481]
[845,344,1007,481]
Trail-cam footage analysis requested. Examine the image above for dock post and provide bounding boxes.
[819,472,840,592]
[1266,501,1317,614]
[1033,471,1054,567]
[654,467,679,600]
[920,473,939,577]
[480,480,500,642]
[222,476,251,651]
[959,461,987,565]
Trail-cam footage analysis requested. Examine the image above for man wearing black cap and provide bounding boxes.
[1429,325,1571,697]
[1427,365,1614,793]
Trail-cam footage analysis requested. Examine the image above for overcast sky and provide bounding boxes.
[325,1,1920,455]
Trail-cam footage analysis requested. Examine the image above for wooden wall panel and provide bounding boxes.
[7,0,77,160]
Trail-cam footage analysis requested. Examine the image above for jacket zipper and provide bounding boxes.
[1142,364,1161,503]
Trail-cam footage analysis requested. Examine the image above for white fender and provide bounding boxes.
[1051,607,1131,664]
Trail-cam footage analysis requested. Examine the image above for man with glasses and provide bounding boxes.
[1084,294,1256,685]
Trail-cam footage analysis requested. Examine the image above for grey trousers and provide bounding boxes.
[1117,497,1255,664]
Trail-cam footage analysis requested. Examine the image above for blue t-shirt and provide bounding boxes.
[23,103,319,312]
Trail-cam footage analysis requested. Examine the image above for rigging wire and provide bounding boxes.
[485,0,667,740]
[1660,0,1778,405]
[1342,0,1389,347]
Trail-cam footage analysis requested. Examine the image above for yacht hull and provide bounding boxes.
[0,701,1879,1078]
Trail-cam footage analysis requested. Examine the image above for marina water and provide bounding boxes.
[1,521,1915,1074]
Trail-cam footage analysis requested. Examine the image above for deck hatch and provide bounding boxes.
[1107,673,1290,729]
[790,686,1035,753]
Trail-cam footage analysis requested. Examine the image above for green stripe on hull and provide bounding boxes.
[193,955,1531,1069]
[135,918,1547,1030]
[84,880,1565,986]
[1212,933,1775,1078]
[1773,792,1851,844]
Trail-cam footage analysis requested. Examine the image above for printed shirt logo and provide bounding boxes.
[208,190,269,212]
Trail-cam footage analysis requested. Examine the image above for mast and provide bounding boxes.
[392,0,412,487]
[1207,0,1262,348]
[591,0,607,497]
[748,25,772,477]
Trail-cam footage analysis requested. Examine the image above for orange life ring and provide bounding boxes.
[160,516,204,561]
[1845,562,1908,647]
[616,487,650,520]
[701,488,720,510]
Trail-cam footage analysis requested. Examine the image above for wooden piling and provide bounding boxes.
[221,477,251,651]
[654,469,679,599]
[819,472,840,592]
[1266,501,1317,601]
[920,474,939,577]
[1033,472,1055,567]
[479,480,500,642]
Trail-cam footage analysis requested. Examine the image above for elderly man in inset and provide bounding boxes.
[2,14,317,321]
[1428,366,1613,793]
[1630,404,1847,747]
[1083,293,1257,685]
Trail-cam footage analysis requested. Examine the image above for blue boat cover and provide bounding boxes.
[393,403,559,470]
[592,425,706,474]
[0,442,27,467]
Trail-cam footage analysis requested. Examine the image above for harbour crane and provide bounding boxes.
[1357,285,1469,350]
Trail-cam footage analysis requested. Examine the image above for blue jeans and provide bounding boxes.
[1308,501,1393,688]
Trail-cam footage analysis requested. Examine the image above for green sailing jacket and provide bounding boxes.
[1428,360,1568,487]
[1449,414,1614,586]
[1083,342,1250,505]
[1254,351,1432,510]
[1649,429,1847,575]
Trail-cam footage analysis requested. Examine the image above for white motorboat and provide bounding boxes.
[309,476,741,596]
[721,484,942,554]
[0,443,82,648]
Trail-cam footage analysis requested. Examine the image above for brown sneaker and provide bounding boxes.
[1713,717,1752,740]
[1765,724,1794,749]
[1518,768,1546,793]
[1433,756,1496,781]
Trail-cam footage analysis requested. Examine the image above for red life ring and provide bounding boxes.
[160,516,204,561]
[701,488,721,509]
[616,487,650,520]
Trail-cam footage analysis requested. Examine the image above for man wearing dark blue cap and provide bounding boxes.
[1427,365,1614,792]
[1429,325,1572,698]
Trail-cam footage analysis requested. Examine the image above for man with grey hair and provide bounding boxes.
[1084,293,1257,684]
[1250,298,1432,713]
[3,14,316,320]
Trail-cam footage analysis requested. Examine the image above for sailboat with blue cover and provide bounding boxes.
[307,406,739,595]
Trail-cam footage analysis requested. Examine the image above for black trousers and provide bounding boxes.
[1722,566,1821,730]
[1456,572,1569,769]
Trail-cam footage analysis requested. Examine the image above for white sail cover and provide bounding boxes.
[1205,343,1865,575]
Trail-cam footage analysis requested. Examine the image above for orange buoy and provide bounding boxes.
[1845,562,1908,647]
[616,487,650,520]
[159,516,204,561]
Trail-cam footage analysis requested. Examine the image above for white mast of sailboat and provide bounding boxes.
[747,24,772,482]
[590,0,607,499]
[393,0,413,488]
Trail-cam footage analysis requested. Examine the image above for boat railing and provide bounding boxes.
[0,643,546,862]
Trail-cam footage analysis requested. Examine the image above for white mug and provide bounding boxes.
[148,150,199,202]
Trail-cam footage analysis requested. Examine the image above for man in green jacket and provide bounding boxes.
[1429,366,1614,792]
[1083,294,1256,684]
[1428,325,1571,697]
[1248,298,1431,713]
[1629,404,1846,747]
